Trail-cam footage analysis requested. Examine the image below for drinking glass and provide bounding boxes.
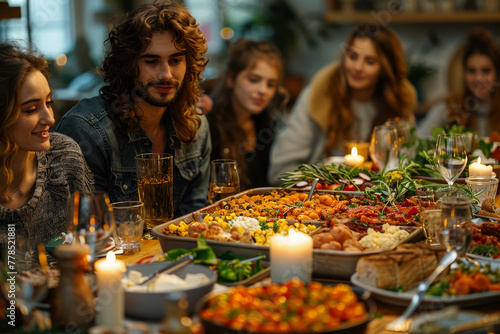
[433,134,468,188]
[369,125,399,172]
[416,185,448,246]
[134,153,174,239]
[1,237,49,330]
[67,191,115,266]
[438,196,473,258]
[208,159,240,204]
[465,177,499,206]
[385,118,417,159]
[111,201,145,254]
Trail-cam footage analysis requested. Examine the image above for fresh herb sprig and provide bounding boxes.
[279,161,376,189]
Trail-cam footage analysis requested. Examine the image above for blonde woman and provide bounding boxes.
[268,23,416,185]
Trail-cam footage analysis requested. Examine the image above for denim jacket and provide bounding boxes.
[56,96,210,217]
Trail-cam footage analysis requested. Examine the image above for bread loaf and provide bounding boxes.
[355,243,444,291]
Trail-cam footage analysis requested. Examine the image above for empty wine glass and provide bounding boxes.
[385,118,417,159]
[433,134,468,189]
[208,159,240,204]
[1,237,49,330]
[438,196,473,259]
[369,125,399,172]
[66,191,115,266]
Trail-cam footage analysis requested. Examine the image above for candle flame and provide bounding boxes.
[106,251,116,263]
[289,228,297,242]
[351,147,358,156]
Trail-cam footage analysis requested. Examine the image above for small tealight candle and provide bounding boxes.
[95,251,126,330]
[345,147,365,167]
[270,229,313,284]
[469,157,493,177]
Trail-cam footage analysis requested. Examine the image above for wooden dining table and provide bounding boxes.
[116,194,500,334]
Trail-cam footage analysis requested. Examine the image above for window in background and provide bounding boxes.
[1,0,73,59]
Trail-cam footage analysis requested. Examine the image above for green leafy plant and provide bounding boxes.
[279,161,377,189]
[153,235,265,283]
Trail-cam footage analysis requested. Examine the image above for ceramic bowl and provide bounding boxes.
[124,262,217,320]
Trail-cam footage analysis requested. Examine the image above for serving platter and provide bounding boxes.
[350,272,500,308]
[151,187,424,279]
[198,284,376,334]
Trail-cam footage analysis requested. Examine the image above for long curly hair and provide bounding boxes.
[0,43,49,200]
[446,29,500,133]
[323,23,416,155]
[99,0,208,143]
[208,38,285,188]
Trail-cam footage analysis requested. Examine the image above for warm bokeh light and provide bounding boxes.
[55,54,67,66]
[220,27,234,40]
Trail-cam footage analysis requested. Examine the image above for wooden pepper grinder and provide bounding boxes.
[51,243,95,330]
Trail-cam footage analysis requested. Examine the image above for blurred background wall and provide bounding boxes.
[1,0,498,123]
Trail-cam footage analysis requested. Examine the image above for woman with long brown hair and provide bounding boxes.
[0,43,93,244]
[208,38,287,189]
[268,23,416,184]
[418,29,500,138]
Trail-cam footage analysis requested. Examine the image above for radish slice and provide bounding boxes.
[295,181,308,188]
[338,179,350,184]
[358,172,371,181]
[352,178,364,185]
[303,186,312,191]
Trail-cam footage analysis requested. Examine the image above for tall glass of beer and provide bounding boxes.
[134,153,173,238]
[208,159,240,204]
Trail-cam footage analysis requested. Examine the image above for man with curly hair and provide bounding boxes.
[57,1,211,217]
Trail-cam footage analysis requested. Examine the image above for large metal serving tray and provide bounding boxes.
[151,187,424,279]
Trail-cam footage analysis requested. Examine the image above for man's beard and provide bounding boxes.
[140,80,181,107]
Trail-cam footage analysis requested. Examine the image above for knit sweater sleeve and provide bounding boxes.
[47,133,95,195]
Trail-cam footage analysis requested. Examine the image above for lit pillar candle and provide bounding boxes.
[469,157,493,177]
[345,147,365,167]
[270,229,313,283]
[95,252,126,330]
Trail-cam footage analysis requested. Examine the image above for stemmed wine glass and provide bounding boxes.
[438,196,474,259]
[1,237,49,330]
[208,159,240,204]
[369,125,399,172]
[433,134,468,190]
[66,191,115,266]
[385,118,417,160]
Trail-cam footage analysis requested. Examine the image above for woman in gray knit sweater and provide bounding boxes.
[0,43,94,246]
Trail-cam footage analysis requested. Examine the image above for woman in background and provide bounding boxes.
[0,43,93,245]
[418,29,500,138]
[268,23,416,185]
[208,38,287,190]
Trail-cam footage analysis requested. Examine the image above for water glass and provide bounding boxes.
[369,125,399,172]
[134,153,174,231]
[438,196,473,257]
[111,201,145,254]
[208,159,240,204]
[416,185,448,246]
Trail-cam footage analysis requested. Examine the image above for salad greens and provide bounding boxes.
[153,235,266,284]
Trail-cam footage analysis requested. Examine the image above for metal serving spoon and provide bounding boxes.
[138,254,194,286]
[385,250,458,332]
